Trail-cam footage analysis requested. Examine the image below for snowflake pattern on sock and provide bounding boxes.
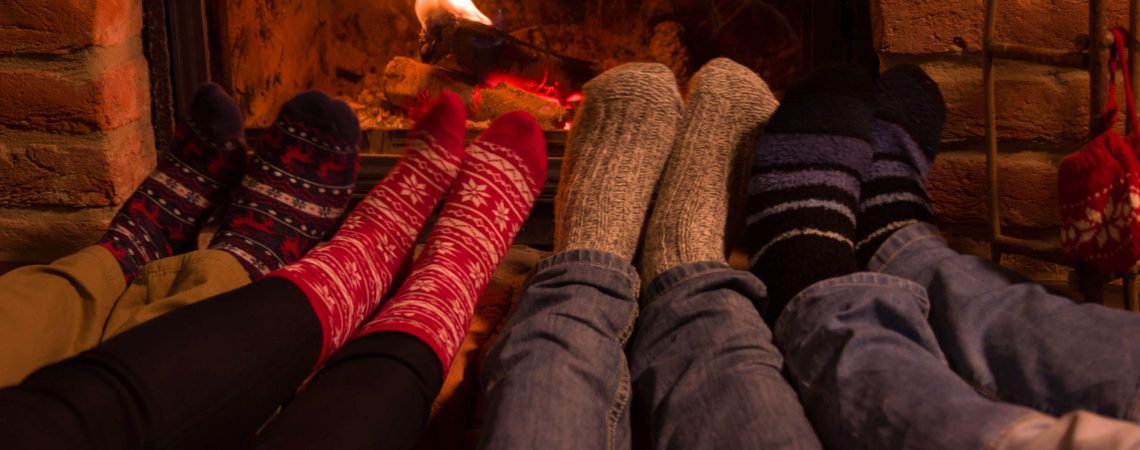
[355,111,547,373]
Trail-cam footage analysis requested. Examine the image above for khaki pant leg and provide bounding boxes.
[102,249,250,339]
[998,410,1140,450]
[0,246,126,386]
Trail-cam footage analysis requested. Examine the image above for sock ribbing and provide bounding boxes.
[553,63,683,261]
[640,58,778,281]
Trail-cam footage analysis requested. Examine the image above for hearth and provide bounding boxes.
[144,0,873,245]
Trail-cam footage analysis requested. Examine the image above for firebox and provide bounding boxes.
[145,0,874,245]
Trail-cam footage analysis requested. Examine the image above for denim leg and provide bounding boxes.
[627,262,821,450]
[479,249,638,450]
[871,223,1140,421]
[776,273,1045,450]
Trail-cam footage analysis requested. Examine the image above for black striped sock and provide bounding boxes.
[746,64,875,324]
[855,65,946,267]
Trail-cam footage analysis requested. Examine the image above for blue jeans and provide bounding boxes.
[776,223,1140,449]
[479,249,821,450]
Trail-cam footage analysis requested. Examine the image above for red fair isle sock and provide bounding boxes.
[97,83,245,281]
[269,91,468,367]
[209,91,361,279]
[354,111,547,374]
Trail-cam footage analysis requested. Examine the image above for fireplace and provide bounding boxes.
[143,0,871,246]
[0,0,872,259]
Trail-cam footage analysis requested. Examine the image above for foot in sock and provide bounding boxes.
[355,111,548,373]
[270,91,468,366]
[855,65,946,267]
[208,91,361,279]
[745,64,876,323]
[98,83,246,281]
[640,58,779,281]
[554,62,683,262]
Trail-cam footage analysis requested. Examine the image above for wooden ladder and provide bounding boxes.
[984,0,1140,309]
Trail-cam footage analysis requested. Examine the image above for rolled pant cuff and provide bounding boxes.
[642,261,747,303]
[774,272,929,342]
[538,249,640,292]
[866,222,944,273]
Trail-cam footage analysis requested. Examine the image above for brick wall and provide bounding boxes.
[872,0,1131,280]
[0,0,154,261]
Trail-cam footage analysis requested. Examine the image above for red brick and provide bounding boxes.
[871,0,1128,55]
[0,57,147,134]
[0,0,141,54]
[905,60,1093,144]
[0,206,116,262]
[0,123,155,208]
[929,150,1061,229]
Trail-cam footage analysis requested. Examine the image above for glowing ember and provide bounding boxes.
[415,0,492,29]
[476,73,581,129]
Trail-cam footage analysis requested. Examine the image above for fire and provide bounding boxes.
[415,0,492,30]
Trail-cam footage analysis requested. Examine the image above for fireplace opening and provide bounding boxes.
[207,0,820,133]
[149,0,873,244]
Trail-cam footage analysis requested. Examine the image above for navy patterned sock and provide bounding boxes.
[745,64,876,324]
[855,65,946,267]
[209,91,361,279]
[97,83,245,281]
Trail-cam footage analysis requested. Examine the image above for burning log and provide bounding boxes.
[382,56,568,128]
[419,16,599,99]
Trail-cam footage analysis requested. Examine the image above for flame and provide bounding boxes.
[415,0,492,29]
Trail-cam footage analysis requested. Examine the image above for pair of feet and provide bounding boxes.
[273,91,548,369]
[97,84,361,281]
[553,59,945,326]
[554,58,779,284]
[748,64,946,323]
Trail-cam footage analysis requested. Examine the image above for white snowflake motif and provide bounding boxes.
[459,180,491,207]
[429,240,456,257]
[1074,192,1133,249]
[493,202,511,231]
[398,175,428,204]
[409,278,438,293]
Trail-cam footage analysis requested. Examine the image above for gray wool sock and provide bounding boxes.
[640,58,779,281]
[553,63,683,261]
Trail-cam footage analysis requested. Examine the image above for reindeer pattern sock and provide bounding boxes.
[355,111,547,373]
[209,91,361,279]
[553,63,683,261]
[745,64,876,323]
[640,58,779,281]
[98,83,245,281]
[855,65,946,267]
[269,92,468,366]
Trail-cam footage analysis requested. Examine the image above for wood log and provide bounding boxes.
[382,56,567,128]
[420,17,598,98]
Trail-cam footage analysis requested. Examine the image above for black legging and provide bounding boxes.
[0,277,442,450]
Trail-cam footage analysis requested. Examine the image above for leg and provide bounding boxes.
[871,223,1140,421]
[0,83,245,386]
[776,273,1049,450]
[0,90,464,449]
[252,333,442,450]
[478,250,639,450]
[102,249,251,339]
[633,58,818,449]
[0,277,323,450]
[250,110,547,450]
[0,246,125,386]
[627,263,820,450]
